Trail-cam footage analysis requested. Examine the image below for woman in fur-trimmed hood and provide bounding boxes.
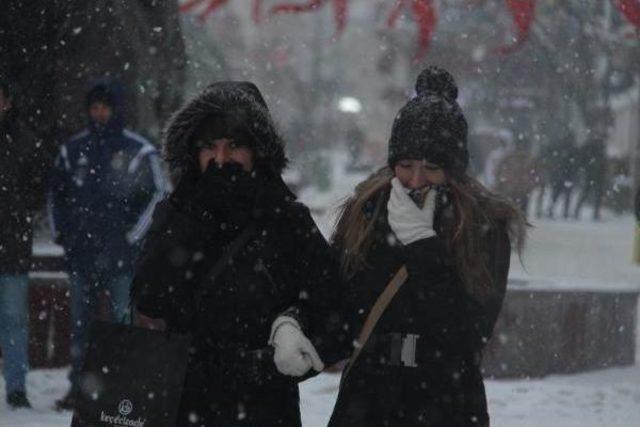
[324,67,527,427]
[163,81,287,186]
[131,81,347,426]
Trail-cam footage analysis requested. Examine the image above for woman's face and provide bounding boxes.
[394,159,446,189]
[197,138,254,172]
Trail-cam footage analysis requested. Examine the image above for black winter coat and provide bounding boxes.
[329,212,510,427]
[131,178,345,427]
[0,119,44,275]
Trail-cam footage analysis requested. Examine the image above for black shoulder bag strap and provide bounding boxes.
[193,223,259,312]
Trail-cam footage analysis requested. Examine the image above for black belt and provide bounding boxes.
[363,333,480,369]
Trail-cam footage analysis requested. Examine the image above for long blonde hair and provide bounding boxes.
[332,167,527,295]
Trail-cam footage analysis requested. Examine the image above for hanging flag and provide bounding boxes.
[253,0,264,23]
[179,0,207,13]
[270,0,328,14]
[411,0,437,60]
[497,0,536,54]
[386,0,437,61]
[334,0,349,33]
[386,0,406,27]
[181,0,266,24]
[270,0,350,35]
[179,0,230,22]
[612,0,640,30]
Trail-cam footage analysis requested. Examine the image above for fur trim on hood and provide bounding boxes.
[163,81,288,186]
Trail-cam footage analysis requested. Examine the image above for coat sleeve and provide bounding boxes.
[125,149,170,245]
[277,204,351,366]
[403,225,511,355]
[130,199,207,328]
[47,144,73,244]
[20,129,49,212]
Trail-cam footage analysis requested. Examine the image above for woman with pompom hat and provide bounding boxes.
[323,67,527,426]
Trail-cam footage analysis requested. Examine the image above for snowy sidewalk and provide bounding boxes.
[2,365,640,427]
[508,215,639,289]
[300,366,640,427]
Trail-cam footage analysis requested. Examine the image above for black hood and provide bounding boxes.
[163,81,288,187]
[86,78,126,135]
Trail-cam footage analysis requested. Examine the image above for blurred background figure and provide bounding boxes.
[546,132,579,220]
[48,79,167,410]
[480,129,514,191]
[494,137,536,217]
[574,134,607,221]
[532,139,554,219]
[0,74,46,409]
[345,125,366,172]
[634,187,640,265]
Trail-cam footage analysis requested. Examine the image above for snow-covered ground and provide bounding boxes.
[300,365,640,427]
[2,365,640,427]
[3,152,639,425]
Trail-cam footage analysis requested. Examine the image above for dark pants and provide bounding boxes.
[0,274,29,394]
[68,266,131,388]
[574,181,604,220]
[548,182,573,219]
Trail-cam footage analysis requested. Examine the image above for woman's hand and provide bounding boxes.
[269,316,325,376]
[387,177,437,245]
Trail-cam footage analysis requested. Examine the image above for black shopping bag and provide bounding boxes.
[70,223,258,427]
[70,321,191,427]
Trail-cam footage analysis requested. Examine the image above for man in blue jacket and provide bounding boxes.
[48,79,168,409]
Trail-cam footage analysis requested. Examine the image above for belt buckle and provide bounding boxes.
[390,333,420,368]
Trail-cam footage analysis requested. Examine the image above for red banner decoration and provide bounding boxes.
[180,0,229,22]
[180,0,206,13]
[270,0,349,35]
[179,0,640,57]
[411,0,437,60]
[497,0,536,54]
[253,0,264,23]
[334,0,348,33]
[612,0,640,29]
[270,0,327,14]
[200,0,230,22]
[180,0,204,12]
[180,0,264,23]
[386,0,406,27]
[386,0,437,61]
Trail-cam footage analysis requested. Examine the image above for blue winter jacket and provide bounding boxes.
[48,87,168,273]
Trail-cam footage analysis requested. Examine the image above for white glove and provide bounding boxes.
[387,177,437,245]
[269,316,325,377]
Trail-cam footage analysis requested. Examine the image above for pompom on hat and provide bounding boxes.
[388,66,469,175]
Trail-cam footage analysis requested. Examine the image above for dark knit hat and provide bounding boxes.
[163,81,287,186]
[388,66,469,174]
[86,80,117,108]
